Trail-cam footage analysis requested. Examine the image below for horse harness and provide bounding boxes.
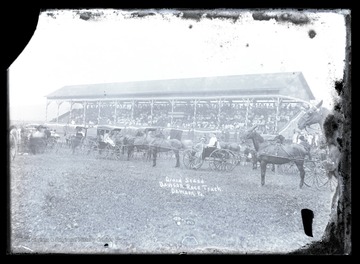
[259,142,306,162]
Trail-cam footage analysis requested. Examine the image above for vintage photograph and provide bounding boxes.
[8,9,350,254]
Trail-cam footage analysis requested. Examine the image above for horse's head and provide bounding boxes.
[243,126,264,151]
[244,125,263,142]
[298,100,327,130]
[243,125,257,140]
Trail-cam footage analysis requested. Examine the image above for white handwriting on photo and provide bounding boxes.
[159,177,222,197]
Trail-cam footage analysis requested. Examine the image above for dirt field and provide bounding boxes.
[9,147,335,254]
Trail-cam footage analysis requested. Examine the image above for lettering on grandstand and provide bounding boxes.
[159,176,222,197]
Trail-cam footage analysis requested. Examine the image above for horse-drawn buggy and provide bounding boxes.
[71,125,123,159]
[182,140,239,172]
[93,125,124,159]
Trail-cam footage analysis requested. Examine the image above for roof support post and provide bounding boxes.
[56,101,62,124]
[245,99,250,130]
[69,101,74,124]
[170,99,174,126]
[194,99,197,128]
[114,101,117,125]
[218,98,222,129]
[98,101,101,125]
[275,97,281,133]
[83,101,87,127]
[45,99,50,123]
[131,100,135,120]
[150,100,154,125]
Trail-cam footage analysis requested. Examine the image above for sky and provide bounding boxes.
[8,9,349,122]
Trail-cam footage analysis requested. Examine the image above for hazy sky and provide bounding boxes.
[9,9,348,121]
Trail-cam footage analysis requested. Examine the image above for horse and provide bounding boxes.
[242,135,286,171]
[122,129,152,161]
[146,130,183,167]
[244,126,309,188]
[298,102,342,209]
[297,100,330,134]
[70,134,85,154]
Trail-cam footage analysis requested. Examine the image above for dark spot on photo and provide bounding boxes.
[308,29,316,39]
[334,80,344,96]
[301,209,314,237]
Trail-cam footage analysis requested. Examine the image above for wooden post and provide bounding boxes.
[275,97,281,133]
[150,100,154,125]
[98,101,101,125]
[45,98,49,122]
[170,99,174,126]
[131,100,135,120]
[194,99,197,127]
[69,101,73,124]
[114,101,117,124]
[83,101,87,126]
[56,101,60,124]
[245,99,250,130]
[218,98,222,128]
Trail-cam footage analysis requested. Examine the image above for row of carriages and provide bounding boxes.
[15,124,337,190]
[20,124,244,172]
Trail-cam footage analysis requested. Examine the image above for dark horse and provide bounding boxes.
[122,130,152,161]
[70,134,85,154]
[243,135,285,171]
[245,126,309,188]
[148,131,183,167]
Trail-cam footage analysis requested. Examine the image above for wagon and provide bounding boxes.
[182,146,239,172]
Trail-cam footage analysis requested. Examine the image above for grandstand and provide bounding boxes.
[45,72,315,140]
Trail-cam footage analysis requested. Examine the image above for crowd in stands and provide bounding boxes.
[58,101,304,137]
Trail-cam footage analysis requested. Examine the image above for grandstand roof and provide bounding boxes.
[46,72,315,101]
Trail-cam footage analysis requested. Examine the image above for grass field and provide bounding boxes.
[9,147,336,254]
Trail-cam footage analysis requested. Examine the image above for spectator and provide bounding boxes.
[207,133,220,149]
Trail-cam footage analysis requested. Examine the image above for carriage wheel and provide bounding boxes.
[104,145,122,160]
[304,160,329,189]
[99,144,113,159]
[183,149,203,169]
[209,149,238,172]
[113,145,122,160]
